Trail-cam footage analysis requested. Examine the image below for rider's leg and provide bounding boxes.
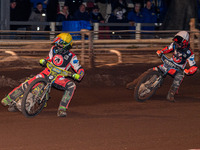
[1,68,49,107]
[53,78,76,117]
[1,83,27,107]
[167,72,184,102]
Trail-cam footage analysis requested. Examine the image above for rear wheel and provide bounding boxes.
[134,70,162,102]
[21,78,49,117]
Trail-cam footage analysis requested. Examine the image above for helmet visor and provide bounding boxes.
[53,37,72,49]
[173,36,183,44]
[173,36,184,49]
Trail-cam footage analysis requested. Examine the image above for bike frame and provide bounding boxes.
[34,62,73,104]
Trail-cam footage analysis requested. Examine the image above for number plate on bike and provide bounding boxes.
[52,67,61,73]
[162,55,181,70]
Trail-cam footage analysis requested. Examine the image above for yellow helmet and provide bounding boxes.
[53,33,73,50]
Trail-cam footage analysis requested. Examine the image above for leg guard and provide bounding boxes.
[9,86,24,101]
[59,81,76,109]
[167,72,184,102]
[170,72,184,94]
[1,82,28,106]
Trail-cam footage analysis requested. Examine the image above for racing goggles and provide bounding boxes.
[53,37,72,48]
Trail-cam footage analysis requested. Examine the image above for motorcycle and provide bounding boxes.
[20,61,77,118]
[134,53,183,102]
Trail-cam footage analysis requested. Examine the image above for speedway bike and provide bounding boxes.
[21,61,78,117]
[134,53,183,102]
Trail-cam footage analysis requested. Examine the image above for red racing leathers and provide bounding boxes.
[7,46,84,110]
[158,42,197,94]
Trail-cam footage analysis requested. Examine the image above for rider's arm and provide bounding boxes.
[157,43,174,56]
[70,55,85,81]
[184,53,198,75]
[46,46,55,62]
[39,47,54,66]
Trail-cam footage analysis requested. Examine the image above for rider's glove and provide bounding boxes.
[39,59,47,67]
[156,50,162,57]
[72,73,80,80]
[184,69,190,75]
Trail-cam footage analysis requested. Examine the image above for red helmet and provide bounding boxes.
[173,31,190,49]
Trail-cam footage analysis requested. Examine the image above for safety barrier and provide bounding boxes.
[0,21,199,68]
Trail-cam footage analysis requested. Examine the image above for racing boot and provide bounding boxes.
[166,89,176,102]
[8,105,18,112]
[1,95,12,106]
[57,106,67,117]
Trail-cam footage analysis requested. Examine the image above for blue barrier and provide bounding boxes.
[62,21,92,40]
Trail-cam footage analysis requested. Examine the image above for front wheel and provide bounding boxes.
[21,78,49,118]
[134,70,162,102]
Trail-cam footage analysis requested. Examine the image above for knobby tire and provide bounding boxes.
[134,70,162,102]
[21,78,48,118]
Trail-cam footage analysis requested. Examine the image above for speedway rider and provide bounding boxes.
[1,33,84,117]
[156,31,198,102]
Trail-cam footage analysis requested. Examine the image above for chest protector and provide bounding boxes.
[172,45,191,65]
[52,48,73,67]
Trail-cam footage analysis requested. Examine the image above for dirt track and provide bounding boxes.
[0,59,200,150]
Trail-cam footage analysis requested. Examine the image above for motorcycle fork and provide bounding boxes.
[41,83,51,101]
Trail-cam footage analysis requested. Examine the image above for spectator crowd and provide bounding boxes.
[10,0,168,31]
